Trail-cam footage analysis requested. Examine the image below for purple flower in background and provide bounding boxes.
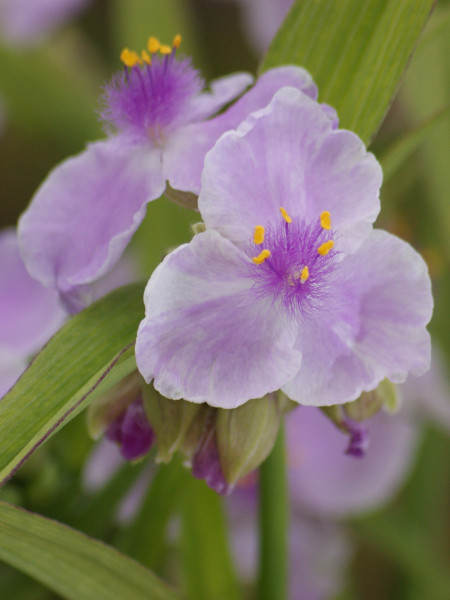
[136,86,432,409]
[0,228,65,398]
[18,36,319,313]
[0,0,91,46]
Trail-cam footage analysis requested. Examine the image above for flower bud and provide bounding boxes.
[215,394,281,489]
[344,378,401,421]
[142,382,203,463]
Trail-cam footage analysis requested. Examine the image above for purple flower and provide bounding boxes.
[18,38,318,313]
[0,228,66,397]
[0,0,91,46]
[105,397,155,462]
[136,86,432,409]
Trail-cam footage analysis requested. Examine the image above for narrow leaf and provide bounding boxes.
[0,501,181,600]
[0,283,145,486]
[261,0,435,144]
[379,106,450,181]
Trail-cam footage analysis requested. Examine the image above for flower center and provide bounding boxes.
[101,35,203,144]
[248,208,338,318]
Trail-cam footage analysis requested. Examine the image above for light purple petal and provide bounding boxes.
[199,87,381,255]
[238,0,294,54]
[163,66,318,195]
[18,139,164,312]
[283,230,432,406]
[188,72,254,121]
[0,0,90,45]
[0,228,65,357]
[136,229,301,408]
[286,406,418,517]
[0,349,27,399]
[82,438,124,494]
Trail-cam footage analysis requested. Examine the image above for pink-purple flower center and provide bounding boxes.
[101,36,203,144]
[248,209,338,318]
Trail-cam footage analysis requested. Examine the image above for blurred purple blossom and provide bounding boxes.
[136,86,432,410]
[0,0,91,46]
[105,397,155,462]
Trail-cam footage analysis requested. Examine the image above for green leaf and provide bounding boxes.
[0,501,181,600]
[379,106,450,182]
[0,283,145,486]
[181,477,242,600]
[261,0,435,144]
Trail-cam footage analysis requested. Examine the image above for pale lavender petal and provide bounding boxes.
[321,103,339,129]
[91,251,140,302]
[0,228,65,356]
[199,87,381,255]
[238,0,294,54]
[117,462,154,525]
[188,72,254,121]
[18,139,164,312]
[283,230,432,406]
[136,229,301,409]
[0,0,90,45]
[286,406,418,517]
[163,67,318,195]
[401,347,450,431]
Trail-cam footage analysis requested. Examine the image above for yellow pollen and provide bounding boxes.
[279,207,292,224]
[148,37,160,53]
[317,240,334,256]
[320,211,332,230]
[252,249,271,265]
[300,266,309,284]
[159,44,172,55]
[141,50,151,65]
[253,225,265,245]
[120,48,142,67]
[173,34,182,49]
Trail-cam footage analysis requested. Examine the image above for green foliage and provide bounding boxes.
[0,501,181,600]
[262,0,435,144]
[0,283,145,486]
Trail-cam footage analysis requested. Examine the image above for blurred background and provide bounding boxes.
[2,1,450,599]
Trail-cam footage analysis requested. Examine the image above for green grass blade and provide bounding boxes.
[0,501,181,600]
[0,283,145,486]
[261,0,435,145]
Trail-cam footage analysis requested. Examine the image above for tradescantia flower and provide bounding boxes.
[18,36,320,313]
[136,86,433,409]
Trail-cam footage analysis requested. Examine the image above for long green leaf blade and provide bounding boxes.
[0,501,181,600]
[0,283,145,485]
[261,0,435,144]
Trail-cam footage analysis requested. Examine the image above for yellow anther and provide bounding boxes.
[159,44,172,55]
[148,37,160,53]
[253,225,265,245]
[300,266,309,284]
[252,249,271,265]
[120,48,142,67]
[141,50,151,65]
[317,240,335,256]
[279,207,292,224]
[173,34,182,49]
[320,211,332,230]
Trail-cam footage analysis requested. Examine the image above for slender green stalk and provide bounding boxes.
[257,422,289,600]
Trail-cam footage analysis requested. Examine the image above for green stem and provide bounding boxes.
[257,422,289,600]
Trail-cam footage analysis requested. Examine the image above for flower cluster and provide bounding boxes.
[7,34,434,495]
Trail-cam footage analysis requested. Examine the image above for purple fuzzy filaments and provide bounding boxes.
[247,208,338,319]
[101,38,203,144]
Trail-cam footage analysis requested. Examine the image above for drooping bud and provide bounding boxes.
[142,382,203,463]
[191,408,231,495]
[320,405,369,458]
[87,370,154,462]
[216,394,281,489]
[87,370,144,439]
[105,397,155,461]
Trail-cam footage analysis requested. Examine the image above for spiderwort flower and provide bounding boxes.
[18,36,319,313]
[136,86,433,409]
